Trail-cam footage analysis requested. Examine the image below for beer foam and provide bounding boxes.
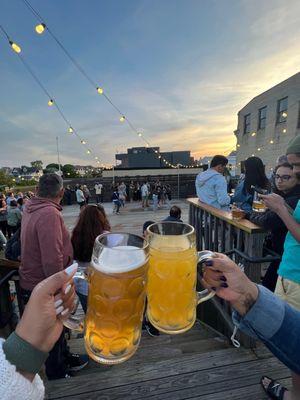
[93,245,146,274]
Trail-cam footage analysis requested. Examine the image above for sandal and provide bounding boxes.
[260,376,288,400]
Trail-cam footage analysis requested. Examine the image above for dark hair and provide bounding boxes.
[0,199,6,207]
[38,173,63,199]
[244,157,269,193]
[210,155,228,168]
[169,206,181,219]
[71,204,111,262]
[274,162,293,174]
[143,220,155,234]
[17,198,23,206]
[10,200,17,207]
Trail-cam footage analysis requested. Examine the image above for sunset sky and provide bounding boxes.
[0,0,300,167]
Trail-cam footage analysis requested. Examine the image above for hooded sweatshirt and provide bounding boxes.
[19,197,73,291]
[195,168,230,210]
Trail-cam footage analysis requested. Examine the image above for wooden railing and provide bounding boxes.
[188,198,277,348]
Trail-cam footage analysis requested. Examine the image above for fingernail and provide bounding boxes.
[65,263,78,276]
[64,284,71,295]
[55,299,63,307]
[220,276,227,282]
[205,260,213,266]
[221,282,228,288]
[211,287,216,291]
[56,305,64,315]
[61,308,69,316]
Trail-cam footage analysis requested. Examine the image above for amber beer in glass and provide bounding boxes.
[252,191,267,212]
[66,233,149,364]
[146,222,214,334]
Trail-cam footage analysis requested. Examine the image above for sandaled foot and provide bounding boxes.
[261,376,289,400]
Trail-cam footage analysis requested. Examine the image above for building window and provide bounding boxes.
[258,106,267,129]
[243,114,251,134]
[276,97,288,123]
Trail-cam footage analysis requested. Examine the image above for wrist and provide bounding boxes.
[231,283,258,316]
[16,323,49,353]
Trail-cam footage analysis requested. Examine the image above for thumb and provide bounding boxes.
[35,263,78,296]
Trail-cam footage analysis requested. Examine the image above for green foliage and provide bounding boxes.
[0,170,14,187]
[31,160,43,170]
[16,179,37,187]
[62,164,79,178]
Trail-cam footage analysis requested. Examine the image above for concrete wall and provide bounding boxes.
[235,72,300,173]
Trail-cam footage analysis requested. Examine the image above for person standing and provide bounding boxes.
[7,200,22,238]
[64,185,72,206]
[118,181,127,207]
[19,173,88,380]
[76,185,85,208]
[0,198,8,237]
[112,187,120,214]
[129,181,135,202]
[82,185,91,204]
[250,162,300,291]
[6,192,16,206]
[141,182,149,209]
[94,182,103,203]
[195,155,231,210]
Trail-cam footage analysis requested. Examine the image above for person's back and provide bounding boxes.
[195,155,230,210]
[20,174,73,291]
[7,202,22,227]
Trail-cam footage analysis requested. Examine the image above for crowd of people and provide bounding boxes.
[2,137,300,398]
[195,134,300,398]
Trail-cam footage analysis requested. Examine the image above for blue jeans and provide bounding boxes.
[77,292,88,314]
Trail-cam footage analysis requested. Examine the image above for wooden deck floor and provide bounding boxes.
[46,322,291,400]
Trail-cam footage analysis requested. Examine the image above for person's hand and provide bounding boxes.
[260,193,285,214]
[16,264,78,353]
[201,253,258,315]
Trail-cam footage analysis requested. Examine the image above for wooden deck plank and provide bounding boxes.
[47,357,289,400]
[46,346,257,399]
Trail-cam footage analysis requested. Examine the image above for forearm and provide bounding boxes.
[277,207,300,242]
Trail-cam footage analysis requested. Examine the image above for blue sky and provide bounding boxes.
[0,0,300,167]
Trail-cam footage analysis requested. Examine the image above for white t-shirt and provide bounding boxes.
[141,184,149,197]
[94,184,103,194]
[76,189,85,203]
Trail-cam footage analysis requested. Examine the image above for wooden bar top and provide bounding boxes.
[187,198,265,234]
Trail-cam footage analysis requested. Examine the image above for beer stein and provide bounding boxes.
[146,222,215,334]
[64,233,149,364]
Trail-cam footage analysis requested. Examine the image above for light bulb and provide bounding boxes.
[81,140,86,145]
[68,127,73,134]
[282,112,287,118]
[257,148,261,151]
[270,140,274,144]
[87,150,91,154]
[251,132,256,137]
[35,23,46,34]
[95,156,98,160]
[252,154,255,157]
[97,87,103,94]
[283,128,287,133]
[158,155,161,159]
[48,99,54,106]
[138,132,142,137]
[120,116,125,122]
[9,41,21,53]
[237,144,240,147]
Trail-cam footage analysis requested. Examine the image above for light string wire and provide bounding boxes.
[20,0,200,169]
[0,23,107,168]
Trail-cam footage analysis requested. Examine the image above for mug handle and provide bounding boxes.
[196,251,215,304]
[61,270,86,332]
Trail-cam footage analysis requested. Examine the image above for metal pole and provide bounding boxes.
[177,165,180,199]
[112,165,115,186]
[56,136,61,175]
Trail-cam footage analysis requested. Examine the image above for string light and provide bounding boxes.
[35,23,46,34]
[257,148,261,151]
[48,99,54,106]
[9,40,21,53]
[97,87,103,95]
[81,140,86,145]
[86,149,91,154]
[68,127,73,134]
[120,116,126,122]
[138,132,142,137]
[270,139,274,144]
[251,132,256,137]
[283,128,287,133]
[282,112,288,118]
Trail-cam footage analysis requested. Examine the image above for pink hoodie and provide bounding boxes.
[19,197,73,291]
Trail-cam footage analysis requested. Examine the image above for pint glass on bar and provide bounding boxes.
[84,233,148,364]
[146,222,214,334]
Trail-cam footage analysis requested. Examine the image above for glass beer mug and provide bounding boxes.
[65,233,149,364]
[146,222,215,334]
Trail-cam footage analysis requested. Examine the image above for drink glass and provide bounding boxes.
[252,191,267,212]
[64,233,149,364]
[146,222,215,334]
